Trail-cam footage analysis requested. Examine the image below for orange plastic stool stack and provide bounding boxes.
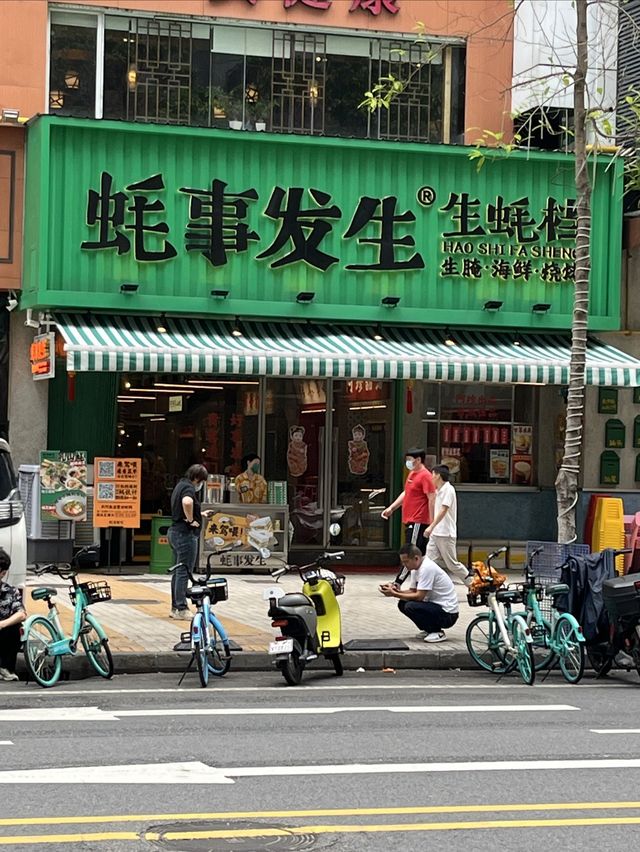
[592,497,626,575]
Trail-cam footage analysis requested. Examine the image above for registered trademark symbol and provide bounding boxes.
[417,186,436,207]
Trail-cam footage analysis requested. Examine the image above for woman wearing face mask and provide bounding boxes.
[381,448,436,565]
[235,453,268,504]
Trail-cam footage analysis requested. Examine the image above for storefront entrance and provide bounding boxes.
[116,373,394,552]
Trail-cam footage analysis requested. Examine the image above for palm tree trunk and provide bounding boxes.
[555,0,591,543]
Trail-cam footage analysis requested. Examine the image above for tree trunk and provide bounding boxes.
[555,0,591,544]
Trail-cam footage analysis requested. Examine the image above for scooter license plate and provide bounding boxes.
[269,639,294,655]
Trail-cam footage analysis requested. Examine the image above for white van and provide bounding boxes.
[0,439,27,588]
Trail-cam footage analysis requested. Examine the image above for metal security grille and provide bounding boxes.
[127,18,193,125]
[372,39,442,143]
[271,31,326,135]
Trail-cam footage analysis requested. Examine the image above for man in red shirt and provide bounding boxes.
[382,447,435,551]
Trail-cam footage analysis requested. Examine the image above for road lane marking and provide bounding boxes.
[0,742,12,746]
[591,729,640,734]
[3,800,640,827]
[0,704,578,722]
[4,756,640,784]
[0,762,232,785]
[5,816,640,844]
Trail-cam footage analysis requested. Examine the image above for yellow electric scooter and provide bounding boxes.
[265,551,346,685]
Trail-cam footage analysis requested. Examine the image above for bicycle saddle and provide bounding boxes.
[31,587,57,601]
[496,588,522,604]
[545,583,569,598]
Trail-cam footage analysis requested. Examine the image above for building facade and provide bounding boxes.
[1,0,638,564]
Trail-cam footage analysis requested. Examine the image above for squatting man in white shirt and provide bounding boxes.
[379,543,460,643]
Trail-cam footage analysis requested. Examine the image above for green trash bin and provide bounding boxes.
[150,516,174,574]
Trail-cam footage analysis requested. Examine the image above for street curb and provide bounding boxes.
[16,648,476,680]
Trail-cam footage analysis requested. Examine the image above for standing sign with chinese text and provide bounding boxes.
[40,451,87,523]
[93,457,142,528]
[22,117,622,330]
[30,332,55,381]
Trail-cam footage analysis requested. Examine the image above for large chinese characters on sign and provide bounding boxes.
[237,0,399,14]
[23,118,623,330]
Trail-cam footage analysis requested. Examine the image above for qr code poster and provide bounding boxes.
[97,482,116,501]
[93,457,141,529]
[97,460,116,480]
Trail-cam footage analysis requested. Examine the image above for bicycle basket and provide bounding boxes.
[467,590,491,607]
[207,578,228,604]
[468,561,507,595]
[69,581,111,606]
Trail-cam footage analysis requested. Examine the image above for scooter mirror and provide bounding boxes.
[329,523,341,537]
[259,547,271,560]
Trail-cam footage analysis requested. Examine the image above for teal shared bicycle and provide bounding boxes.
[22,546,114,688]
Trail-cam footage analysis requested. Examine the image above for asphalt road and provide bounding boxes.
[2,668,640,851]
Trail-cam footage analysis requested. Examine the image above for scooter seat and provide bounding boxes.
[277,593,313,607]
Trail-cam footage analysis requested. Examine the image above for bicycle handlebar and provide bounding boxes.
[270,551,345,581]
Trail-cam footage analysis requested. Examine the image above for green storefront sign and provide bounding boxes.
[22,116,623,330]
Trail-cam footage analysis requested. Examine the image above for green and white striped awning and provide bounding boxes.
[54,313,640,386]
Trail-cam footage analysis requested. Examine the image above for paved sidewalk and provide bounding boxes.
[23,570,518,674]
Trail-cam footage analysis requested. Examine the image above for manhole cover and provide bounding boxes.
[146,820,335,852]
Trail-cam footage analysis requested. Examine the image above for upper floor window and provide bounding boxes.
[49,11,465,144]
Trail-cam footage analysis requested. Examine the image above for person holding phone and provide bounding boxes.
[168,464,209,620]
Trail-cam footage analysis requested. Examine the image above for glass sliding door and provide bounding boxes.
[264,379,328,547]
[331,380,393,549]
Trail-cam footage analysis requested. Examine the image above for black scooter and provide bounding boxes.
[586,549,640,677]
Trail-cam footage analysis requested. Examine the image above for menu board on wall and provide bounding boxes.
[40,451,87,523]
[93,457,141,528]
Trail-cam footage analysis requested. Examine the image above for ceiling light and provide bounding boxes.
[444,328,457,346]
[513,333,523,347]
[64,70,80,89]
[156,315,168,334]
[532,303,551,314]
[127,64,138,92]
[373,324,384,342]
[296,291,315,303]
[381,296,400,307]
[483,300,503,312]
[49,90,65,110]
[130,387,194,395]
[210,289,229,298]
[231,318,242,337]
[1,108,19,122]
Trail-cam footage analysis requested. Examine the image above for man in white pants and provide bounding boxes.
[425,465,473,588]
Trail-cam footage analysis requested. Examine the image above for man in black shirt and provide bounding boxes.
[168,464,208,619]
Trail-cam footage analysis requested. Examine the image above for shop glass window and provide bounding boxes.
[115,375,260,512]
[331,380,393,549]
[371,39,445,143]
[420,382,536,486]
[264,379,327,547]
[49,12,98,117]
[324,36,370,139]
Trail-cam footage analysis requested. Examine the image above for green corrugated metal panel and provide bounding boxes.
[23,116,623,330]
[47,368,117,461]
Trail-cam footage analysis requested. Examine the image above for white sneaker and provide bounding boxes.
[424,631,447,643]
[169,608,190,619]
[0,668,18,682]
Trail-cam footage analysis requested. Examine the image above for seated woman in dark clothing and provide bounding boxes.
[0,547,26,681]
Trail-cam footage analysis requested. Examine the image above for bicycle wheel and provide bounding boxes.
[555,616,585,684]
[526,616,556,672]
[23,617,62,688]
[206,621,231,677]
[511,615,536,686]
[81,618,114,679]
[466,613,510,673]
[193,615,209,688]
